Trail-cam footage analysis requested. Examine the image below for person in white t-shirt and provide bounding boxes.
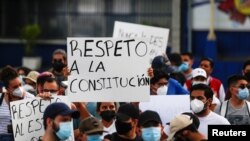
[96,102,117,139]
[189,84,230,137]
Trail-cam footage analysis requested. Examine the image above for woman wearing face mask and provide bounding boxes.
[96,102,117,139]
[189,84,230,138]
[0,66,35,139]
[138,110,163,141]
[217,75,250,125]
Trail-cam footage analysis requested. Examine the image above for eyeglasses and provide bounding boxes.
[43,89,58,93]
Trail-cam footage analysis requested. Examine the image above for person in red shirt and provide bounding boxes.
[199,58,225,102]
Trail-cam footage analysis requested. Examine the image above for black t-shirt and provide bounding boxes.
[111,133,143,141]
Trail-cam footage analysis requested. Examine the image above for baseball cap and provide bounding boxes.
[79,116,105,134]
[151,55,174,74]
[23,71,40,83]
[192,68,207,78]
[167,114,193,141]
[43,102,80,122]
[138,110,162,127]
[116,103,139,121]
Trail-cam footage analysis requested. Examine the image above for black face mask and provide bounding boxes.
[115,120,132,135]
[100,110,115,122]
[52,60,65,72]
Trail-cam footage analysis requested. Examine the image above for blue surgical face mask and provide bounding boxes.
[141,127,161,141]
[55,121,72,140]
[237,88,250,100]
[178,62,189,72]
[87,134,102,141]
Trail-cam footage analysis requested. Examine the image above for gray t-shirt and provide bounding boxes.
[226,101,250,125]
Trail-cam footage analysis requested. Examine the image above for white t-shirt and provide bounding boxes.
[198,111,230,137]
[101,120,116,139]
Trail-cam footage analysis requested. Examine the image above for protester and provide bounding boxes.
[97,102,117,139]
[190,84,230,137]
[217,75,250,125]
[167,113,207,141]
[241,60,250,101]
[184,68,208,91]
[184,68,221,111]
[36,71,55,95]
[181,52,194,80]
[150,69,189,95]
[42,102,80,141]
[16,66,31,85]
[138,110,163,141]
[49,49,68,84]
[110,103,142,141]
[23,70,40,95]
[0,66,34,140]
[79,116,106,141]
[151,55,186,86]
[199,58,226,102]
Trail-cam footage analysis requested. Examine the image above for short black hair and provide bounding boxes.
[150,69,170,85]
[181,52,194,59]
[200,57,214,68]
[17,66,31,76]
[0,65,18,88]
[190,84,213,100]
[168,53,182,66]
[242,60,250,70]
[227,75,248,87]
[96,102,118,112]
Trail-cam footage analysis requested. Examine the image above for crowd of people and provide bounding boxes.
[0,49,250,141]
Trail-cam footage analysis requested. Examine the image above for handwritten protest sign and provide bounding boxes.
[10,96,74,141]
[67,38,150,102]
[113,21,169,63]
[139,95,191,126]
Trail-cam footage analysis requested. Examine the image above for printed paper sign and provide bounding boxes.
[67,38,151,102]
[113,21,169,63]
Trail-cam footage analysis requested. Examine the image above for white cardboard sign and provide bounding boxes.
[139,95,191,126]
[113,21,169,63]
[67,38,151,102]
[10,96,74,141]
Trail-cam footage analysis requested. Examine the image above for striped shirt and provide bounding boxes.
[0,96,11,134]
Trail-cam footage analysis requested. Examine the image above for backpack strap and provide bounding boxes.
[245,101,250,116]
[220,100,229,117]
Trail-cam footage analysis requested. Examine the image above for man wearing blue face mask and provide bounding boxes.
[42,102,80,141]
[217,75,250,125]
[79,116,106,141]
[138,110,163,141]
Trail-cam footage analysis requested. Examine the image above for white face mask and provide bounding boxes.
[190,99,205,113]
[12,87,24,98]
[192,81,207,86]
[23,84,34,91]
[157,85,168,95]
